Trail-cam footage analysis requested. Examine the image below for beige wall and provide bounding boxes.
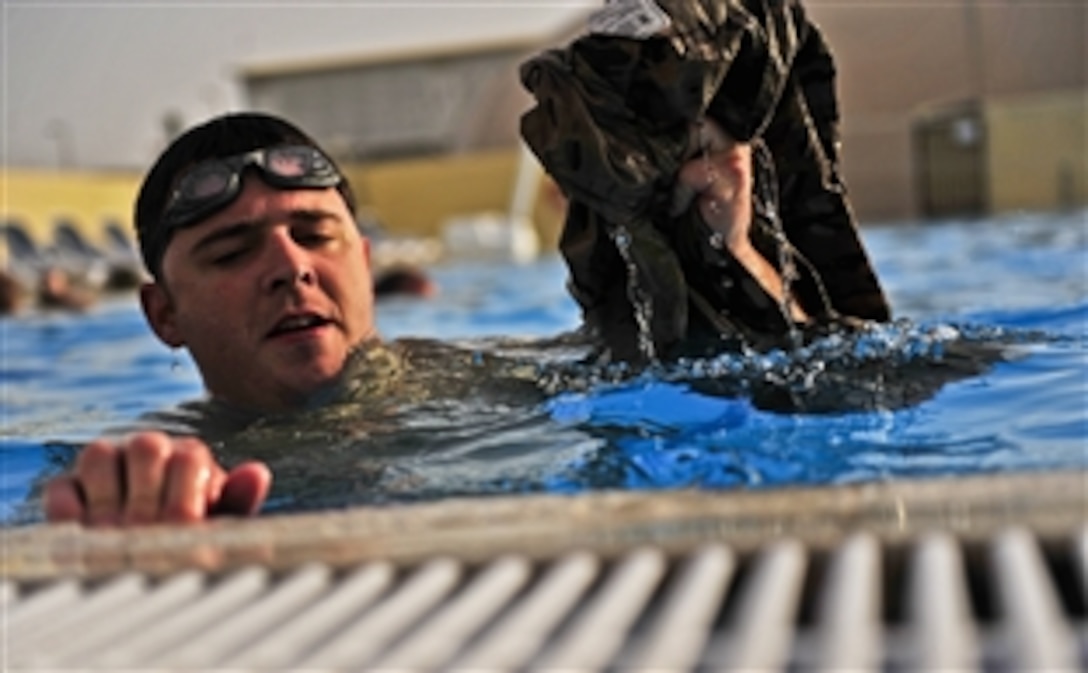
[807,0,1086,221]
[240,1,1085,225]
[987,91,1088,213]
[545,1,1086,221]
[343,150,518,237]
[343,149,566,249]
[1,169,140,247]
[2,152,567,253]
[6,1,1083,249]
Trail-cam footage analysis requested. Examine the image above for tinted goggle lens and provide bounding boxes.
[265,146,320,178]
[163,145,341,230]
[185,164,234,200]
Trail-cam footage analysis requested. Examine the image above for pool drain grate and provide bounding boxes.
[7,526,1087,670]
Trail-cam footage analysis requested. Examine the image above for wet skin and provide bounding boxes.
[143,177,377,412]
[44,432,271,526]
[45,177,375,526]
[678,120,807,323]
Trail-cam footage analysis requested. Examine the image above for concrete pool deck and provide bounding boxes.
[5,469,1085,582]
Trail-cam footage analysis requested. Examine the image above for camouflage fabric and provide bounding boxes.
[520,0,890,362]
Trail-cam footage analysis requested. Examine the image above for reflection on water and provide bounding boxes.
[2,211,1086,522]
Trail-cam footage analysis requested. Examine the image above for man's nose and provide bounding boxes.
[263,230,316,293]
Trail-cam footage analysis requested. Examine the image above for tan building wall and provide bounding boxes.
[1,169,140,248]
[807,0,1086,221]
[528,0,1088,222]
[6,1,1083,248]
[2,152,568,255]
[986,91,1087,213]
[342,148,566,248]
[239,1,1085,226]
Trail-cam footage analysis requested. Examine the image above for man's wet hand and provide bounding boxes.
[675,119,808,323]
[675,121,754,252]
[43,431,272,526]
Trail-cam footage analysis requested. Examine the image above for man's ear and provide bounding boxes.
[140,282,185,348]
[361,235,371,265]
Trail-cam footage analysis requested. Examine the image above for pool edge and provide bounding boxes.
[4,469,1085,581]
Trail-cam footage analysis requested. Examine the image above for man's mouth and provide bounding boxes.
[267,313,333,339]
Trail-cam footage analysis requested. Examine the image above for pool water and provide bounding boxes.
[2,210,1085,522]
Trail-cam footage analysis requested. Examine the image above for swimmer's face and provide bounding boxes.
[141,175,376,412]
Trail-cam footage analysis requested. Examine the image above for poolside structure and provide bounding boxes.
[5,469,1085,669]
[237,0,1086,225]
[1,219,51,287]
[2,2,1082,260]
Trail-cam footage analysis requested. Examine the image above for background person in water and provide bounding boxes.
[42,109,809,527]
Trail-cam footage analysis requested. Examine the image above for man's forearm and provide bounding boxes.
[727,239,809,324]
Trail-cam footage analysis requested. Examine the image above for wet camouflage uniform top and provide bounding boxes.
[520,0,890,361]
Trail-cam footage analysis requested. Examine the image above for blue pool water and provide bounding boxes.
[2,210,1085,521]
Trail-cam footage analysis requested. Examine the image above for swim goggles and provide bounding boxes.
[160,144,344,232]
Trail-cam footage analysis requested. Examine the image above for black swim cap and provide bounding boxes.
[135,112,357,280]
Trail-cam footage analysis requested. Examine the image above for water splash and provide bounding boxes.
[611,224,658,362]
[537,318,1025,413]
[751,139,806,347]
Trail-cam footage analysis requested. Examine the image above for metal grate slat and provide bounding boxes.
[89,565,268,668]
[9,572,146,663]
[706,539,808,672]
[623,543,735,672]
[531,547,667,672]
[907,533,980,671]
[33,570,204,667]
[450,551,600,671]
[222,561,395,669]
[813,533,883,671]
[368,554,532,671]
[150,562,334,668]
[7,577,81,634]
[1073,525,1088,670]
[0,580,17,605]
[296,556,462,669]
[990,527,1080,669]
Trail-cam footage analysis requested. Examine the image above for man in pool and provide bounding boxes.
[43,107,801,525]
[44,1,892,527]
